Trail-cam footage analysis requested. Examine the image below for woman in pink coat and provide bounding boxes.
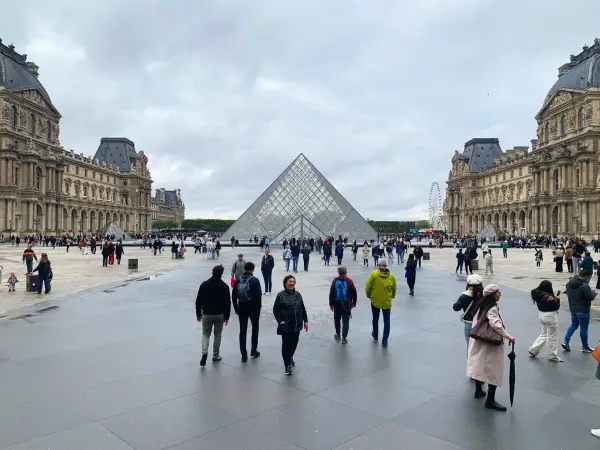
[467,284,515,412]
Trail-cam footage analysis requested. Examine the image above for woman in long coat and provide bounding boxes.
[467,284,515,412]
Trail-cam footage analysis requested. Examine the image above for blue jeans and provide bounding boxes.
[464,322,472,351]
[325,255,330,265]
[292,257,299,272]
[26,259,33,273]
[373,256,379,266]
[399,251,405,263]
[371,304,391,342]
[284,259,291,271]
[564,312,590,349]
[37,275,51,294]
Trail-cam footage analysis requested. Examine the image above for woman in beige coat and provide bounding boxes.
[467,284,515,412]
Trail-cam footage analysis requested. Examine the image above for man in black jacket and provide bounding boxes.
[562,269,597,353]
[291,243,301,273]
[196,265,231,366]
[232,262,262,362]
[261,249,275,295]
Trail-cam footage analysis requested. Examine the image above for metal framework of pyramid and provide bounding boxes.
[476,222,505,241]
[221,154,377,244]
[97,222,132,240]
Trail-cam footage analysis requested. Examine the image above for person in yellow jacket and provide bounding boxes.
[365,259,397,348]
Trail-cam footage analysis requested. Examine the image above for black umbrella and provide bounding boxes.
[507,341,516,407]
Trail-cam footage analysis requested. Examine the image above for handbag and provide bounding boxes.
[469,317,503,346]
[277,322,290,335]
[230,276,235,288]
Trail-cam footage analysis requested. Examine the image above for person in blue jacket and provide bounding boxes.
[579,251,594,284]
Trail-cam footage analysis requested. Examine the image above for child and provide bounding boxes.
[7,272,18,292]
[535,249,543,267]
[484,250,494,275]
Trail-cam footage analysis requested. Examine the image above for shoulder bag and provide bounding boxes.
[469,314,503,346]
[460,297,474,323]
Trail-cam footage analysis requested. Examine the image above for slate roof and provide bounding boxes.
[0,39,55,110]
[93,138,137,173]
[544,39,600,105]
[460,138,503,173]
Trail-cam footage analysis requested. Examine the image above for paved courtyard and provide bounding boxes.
[0,245,599,449]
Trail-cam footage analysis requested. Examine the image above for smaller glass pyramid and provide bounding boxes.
[221,154,377,244]
[97,222,131,240]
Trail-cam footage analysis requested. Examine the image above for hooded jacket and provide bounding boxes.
[365,267,397,309]
[530,289,560,312]
[566,275,596,313]
[579,255,594,277]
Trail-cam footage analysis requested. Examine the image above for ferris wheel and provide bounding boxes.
[429,182,443,229]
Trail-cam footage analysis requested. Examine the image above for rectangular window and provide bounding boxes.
[471,180,476,187]
[503,173,506,181]
[100,174,103,182]
[124,180,128,186]
[511,170,514,179]
[76,166,79,175]
[495,175,499,182]
[519,168,522,176]
[85,169,88,177]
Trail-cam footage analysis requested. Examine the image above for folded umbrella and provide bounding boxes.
[508,341,516,407]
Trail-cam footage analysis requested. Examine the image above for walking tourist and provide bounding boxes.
[351,241,358,261]
[528,280,562,362]
[484,250,494,275]
[291,242,300,272]
[565,245,573,272]
[101,244,111,267]
[502,240,508,258]
[362,243,370,266]
[535,248,543,267]
[196,264,231,366]
[232,262,262,362]
[405,254,417,295]
[366,259,396,348]
[301,244,311,271]
[273,275,308,375]
[171,240,178,258]
[452,274,483,347]
[261,248,274,295]
[579,251,594,283]
[561,269,596,353]
[553,245,564,272]
[371,243,380,266]
[22,244,37,273]
[323,240,332,266]
[467,284,515,411]
[32,253,52,294]
[456,248,464,274]
[283,245,292,272]
[335,243,344,265]
[573,240,586,275]
[231,253,246,280]
[328,266,358,344]
[115,240,124,265]
[413,244,424,268]
[6,272,18,292]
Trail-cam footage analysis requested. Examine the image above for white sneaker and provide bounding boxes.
[548,357,564,362]
[591,429,600,438]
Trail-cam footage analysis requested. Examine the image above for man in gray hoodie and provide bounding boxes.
[231,254,246,279]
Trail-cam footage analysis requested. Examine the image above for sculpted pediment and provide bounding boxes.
[15,88,58,114]
[536,88,583,118]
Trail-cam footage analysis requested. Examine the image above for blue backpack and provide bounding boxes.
[335,279,349,304]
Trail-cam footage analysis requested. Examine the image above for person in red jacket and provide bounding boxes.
[329,266,358,344]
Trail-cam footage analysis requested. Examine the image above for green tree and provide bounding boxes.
[152,220,178,230]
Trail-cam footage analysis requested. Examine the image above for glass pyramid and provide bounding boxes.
[221,154,377,244]
[97,222,132,240]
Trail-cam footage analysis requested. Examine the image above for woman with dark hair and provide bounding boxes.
[273,275,308,375]
[405,254,417,296]
[453,274,484,347]
[467,284,515,412]
[528,280,562,361]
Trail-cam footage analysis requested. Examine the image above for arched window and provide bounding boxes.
[11,106,18,127]
[29,113,36,135]
[553,169,559,192]
[561,114,567,136]
[545,122,550,141]
[579,107,585,130]
[47,120,52,140]
[36,167,43,190]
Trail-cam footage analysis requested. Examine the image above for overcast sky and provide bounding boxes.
[3,1,600,220]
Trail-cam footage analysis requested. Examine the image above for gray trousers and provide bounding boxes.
[202,314,224,357]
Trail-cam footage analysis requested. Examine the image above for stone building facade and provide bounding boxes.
[445,39,600,240]
[151,188,185,225]
[0,39,153,235]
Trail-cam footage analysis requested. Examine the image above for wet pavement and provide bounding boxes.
[0,248,599,449]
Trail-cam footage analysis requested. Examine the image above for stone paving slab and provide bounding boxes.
[0,247,599,449]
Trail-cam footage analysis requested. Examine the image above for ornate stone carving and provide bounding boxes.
[2,102,10,122]
[549,120,557,135]
[536,124,543,139]
[586,103,593,121]
[568,109,576,128]
[549,91,572,109]
[597,172,600,189]
[19,109,27,127]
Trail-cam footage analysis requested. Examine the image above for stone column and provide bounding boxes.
[583,200,589,231]
[560,202,567,234]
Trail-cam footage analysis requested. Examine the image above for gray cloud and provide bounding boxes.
[3,1,600,220]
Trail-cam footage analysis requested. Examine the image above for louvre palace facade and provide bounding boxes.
[0,39,159,235]
[444,39,600,240]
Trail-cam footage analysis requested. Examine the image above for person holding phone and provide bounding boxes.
[528,280,562,362]
[273,275,308,376]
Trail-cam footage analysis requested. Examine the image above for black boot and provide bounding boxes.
[485,385,507,411]
[474,380,486,399]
